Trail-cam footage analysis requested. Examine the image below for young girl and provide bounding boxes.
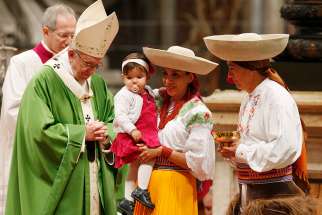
[111,52,160,215]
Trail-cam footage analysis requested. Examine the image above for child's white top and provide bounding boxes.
[113,85,156,134]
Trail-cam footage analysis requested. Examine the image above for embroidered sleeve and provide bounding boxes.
[181,101,215,180]
[182,101,213,131]
[185,111,213,130]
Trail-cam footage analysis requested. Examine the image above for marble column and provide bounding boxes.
[0,41,17,108]
[280,0,322,61]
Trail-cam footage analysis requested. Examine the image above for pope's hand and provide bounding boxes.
[85,121,107,141]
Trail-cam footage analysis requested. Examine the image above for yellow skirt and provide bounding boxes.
[134,169,198,215]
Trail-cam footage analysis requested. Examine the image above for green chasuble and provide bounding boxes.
[5,63,126,215]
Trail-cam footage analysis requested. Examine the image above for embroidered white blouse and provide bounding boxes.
[235,78,302,172]
[158,97,215,181]
[113,86,156,134]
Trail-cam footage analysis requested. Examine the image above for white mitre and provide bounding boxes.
[71,0,119,58]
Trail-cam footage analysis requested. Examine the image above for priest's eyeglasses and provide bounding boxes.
[48,27,74,40]
[55,31,74,40]
[75,51,103,70]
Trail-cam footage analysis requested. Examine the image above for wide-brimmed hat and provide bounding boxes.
[143,46,218,75]
[203,33,289,61]
[71,0,119,58]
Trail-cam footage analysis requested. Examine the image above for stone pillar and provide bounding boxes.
[0,36,17,108]
[263,1,285,33]
[280,1,322,213]
[250,0,263,32]
[160,0,176,47]
[280,0,322,61]
[212,155,238,215]
[272,0,322,91]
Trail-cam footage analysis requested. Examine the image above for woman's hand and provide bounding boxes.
[218,140,247,166]
[218,141,239,160]
[137,144,162,163]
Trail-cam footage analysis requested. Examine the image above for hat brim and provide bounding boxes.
[143,47,218,75]
[203,34,289,61]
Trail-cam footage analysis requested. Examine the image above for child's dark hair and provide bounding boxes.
[122,52,153,75]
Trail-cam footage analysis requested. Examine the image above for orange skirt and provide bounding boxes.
[134,169,198,215]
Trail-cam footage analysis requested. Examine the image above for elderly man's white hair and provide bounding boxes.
[42,4,76,30]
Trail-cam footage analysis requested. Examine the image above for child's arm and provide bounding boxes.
[113,91,137,134]
[130,129,142,142]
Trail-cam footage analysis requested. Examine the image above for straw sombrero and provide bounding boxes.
[143,46,218,75]
[203,33,289,61]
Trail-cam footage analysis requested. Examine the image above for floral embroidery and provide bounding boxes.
[186,111,213,129]
[204,112,210,120]
[180,96,199,116]
[239,94,261,135]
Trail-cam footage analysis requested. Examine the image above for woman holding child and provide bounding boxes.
[133,45,218,215]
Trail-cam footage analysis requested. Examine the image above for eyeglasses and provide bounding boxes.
[48,27,74,40]
[54,31,74,40]
[74,51,103,70]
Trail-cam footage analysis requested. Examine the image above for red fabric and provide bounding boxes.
[226,71,234,84]
[158,99,185,129]
[237,164,292,181]
[197,180,213,200]
[161,146,173,159]
[111,91,160,168]
[32,42,53,63]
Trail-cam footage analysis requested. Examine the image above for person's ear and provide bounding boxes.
[42,26,50,37]
[188,72,194,83]
[68,49,75,59]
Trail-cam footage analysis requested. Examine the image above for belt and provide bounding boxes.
[236,163,292,184]
[154,156,188,171]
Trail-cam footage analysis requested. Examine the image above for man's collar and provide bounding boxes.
[41,41,55,54]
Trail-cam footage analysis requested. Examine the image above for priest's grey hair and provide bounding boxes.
[42,4,76,30]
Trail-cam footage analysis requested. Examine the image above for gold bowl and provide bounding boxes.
[213,131,240,147]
